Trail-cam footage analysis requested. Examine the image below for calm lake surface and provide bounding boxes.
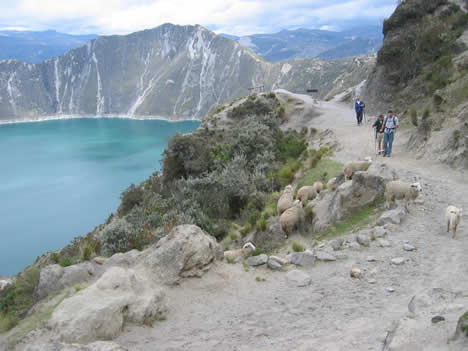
[0,118,200,276]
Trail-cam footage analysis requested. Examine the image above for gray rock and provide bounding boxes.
[377,239,391,248]
[367,163,398,182]
[246,254,268,266]
[367,279,377,284]
[346,242,362,251]
[104,250,141,268]
[267,256,288,271]
[334,252,348,260]
[140,225,222,284]
[377,205,408,226]
[391,257,406,265]
[286,270,312,287]
[315,251,337,262]
[35,262,97,302]
[372,226,387,238]
[386,287,395,293]
[403,243,416,251]
[24,342,129,351]
[49,267,167,344]
[356,234,370,247]
[330,237,344,250]
[92,257,106,265]
[367,256,377,262]
[288,251,316,266]
[414,198,424,205]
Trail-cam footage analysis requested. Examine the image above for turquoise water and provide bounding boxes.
[0,118,200,276]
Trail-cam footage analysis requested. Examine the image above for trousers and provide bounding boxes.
[383,132,394,155]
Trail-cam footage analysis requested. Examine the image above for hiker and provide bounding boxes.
[354,97,365,125]
[373,114,385,155]
[380,110,399,157]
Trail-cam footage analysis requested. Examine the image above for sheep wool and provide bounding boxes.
[446,205,462,238]
[280,200,305,236]
[343,160,372,180]
[385,181,422,207]
[297,186,317,204]
[277,185,295,215]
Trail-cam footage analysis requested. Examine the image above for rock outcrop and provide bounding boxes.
[309,171,387,232]
[139,224,222,284]
[49,267,167,344]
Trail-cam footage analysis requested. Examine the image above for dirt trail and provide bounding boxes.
[116,94,468,351]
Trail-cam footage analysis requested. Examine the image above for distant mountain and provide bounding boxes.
[221,26,383,62]
[0,30,97,63]
[0,24,374,122]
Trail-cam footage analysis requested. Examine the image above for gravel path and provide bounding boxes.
[116,95,468,350]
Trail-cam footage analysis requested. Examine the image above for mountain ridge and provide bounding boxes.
[0,23,374,122]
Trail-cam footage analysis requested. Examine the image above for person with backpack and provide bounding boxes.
[380,110,399,157]
[372,114,385,155]
[354,97,365,125]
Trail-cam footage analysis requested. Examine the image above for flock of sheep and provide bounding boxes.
[224,157,463,261]
[276,157,463,240]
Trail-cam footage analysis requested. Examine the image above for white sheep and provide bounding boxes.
[280,200,305,237]
[313,181,323,193]
[384,181,422,208]
[343,159,372,180]
[224,242,256,262]
[277,184,294,215]
[446,206,462,238]
[327,177,337,191]
[297,186,317,204]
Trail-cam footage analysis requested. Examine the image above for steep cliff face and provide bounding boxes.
[0,24,373,122]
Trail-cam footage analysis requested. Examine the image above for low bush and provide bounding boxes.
[60,257,74,267]
[50,252,59,264]
[118,184,144,216]
[292,242,305,252]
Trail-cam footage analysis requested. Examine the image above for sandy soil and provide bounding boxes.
[114,94,468,350]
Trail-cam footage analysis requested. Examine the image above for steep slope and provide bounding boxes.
[364,0,468,168]
[0,24,374,122]
[223,26,383,62]
[0,30,97,63]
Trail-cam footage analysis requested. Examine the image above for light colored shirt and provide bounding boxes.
[384,115,399,133]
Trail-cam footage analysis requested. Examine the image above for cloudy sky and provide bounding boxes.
[0,0,398,35]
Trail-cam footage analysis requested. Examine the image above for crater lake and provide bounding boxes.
[0,118,200,276]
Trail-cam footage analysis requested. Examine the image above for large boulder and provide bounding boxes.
[139,225,222,284]
[34,262,99,301]
[309,171,386,232]
[49,267,166,344]
[25,342,129,351]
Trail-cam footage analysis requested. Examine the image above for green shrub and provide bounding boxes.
[292,242,305,252]
[60,257,74,267]
[80,242,93,261]
[248,212,260,227]
[251,248,264,256]
[118,184,144,216]
[50,252,60,264]
[276,132,307,161]
[256,215,267,231]
[423,108,431,119]
[240,224,252,236]
[229,231,239,241]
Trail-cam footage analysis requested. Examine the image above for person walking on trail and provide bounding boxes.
[380,110,399,157]
[373,114,385,155]
[354,97,365,125]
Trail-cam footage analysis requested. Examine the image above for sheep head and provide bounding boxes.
[242,242,256,252]
[411,182,422,192]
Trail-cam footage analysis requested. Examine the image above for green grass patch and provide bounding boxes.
[313,202,383,241]
[297,158,342,189]
[292,242,305,252]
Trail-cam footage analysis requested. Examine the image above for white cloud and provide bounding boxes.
[0,0,397,35]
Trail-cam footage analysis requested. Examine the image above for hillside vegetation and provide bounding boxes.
[365,0,468,168]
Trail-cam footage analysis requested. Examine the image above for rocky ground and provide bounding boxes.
[3,93,468,350]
